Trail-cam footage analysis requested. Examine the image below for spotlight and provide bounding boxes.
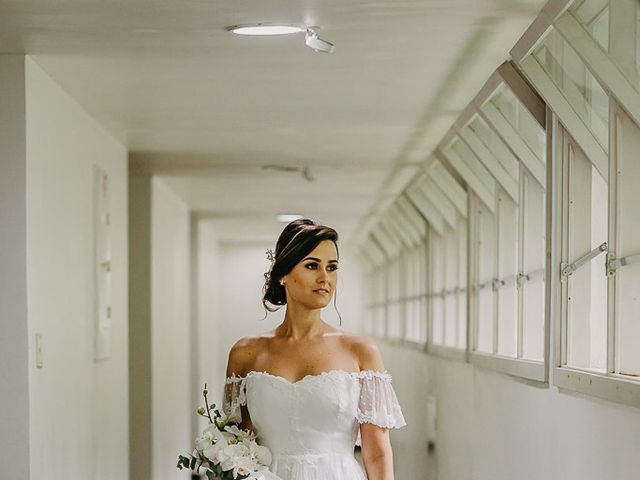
[305,28,335,54]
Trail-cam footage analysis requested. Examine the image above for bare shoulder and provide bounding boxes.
[225,335,264,377]
[339,331,385,372]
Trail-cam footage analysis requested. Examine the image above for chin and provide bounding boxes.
[306,298,331,309]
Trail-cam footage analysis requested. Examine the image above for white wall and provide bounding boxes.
[24,56,129,479]
[0,54,30,480]
[378,342,432,480]
[150,178,192,480]
[193,220,221,435]
[129,175,192,480]
[382,346,640,480]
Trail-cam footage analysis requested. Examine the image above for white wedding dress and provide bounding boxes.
[223,369,407,480]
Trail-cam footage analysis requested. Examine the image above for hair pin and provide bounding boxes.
[265,248,275,264]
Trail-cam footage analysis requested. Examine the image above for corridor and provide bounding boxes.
[1,0,640,479]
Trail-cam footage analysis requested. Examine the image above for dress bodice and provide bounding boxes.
[223,369,406,480]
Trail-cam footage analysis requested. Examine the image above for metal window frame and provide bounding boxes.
[515,33,609,181]
[405,183,446,235]
[440,143,496,213]
[458,118,520,202]
[416,174,459,229]
[429,160,468,217]
[553,96,640,408]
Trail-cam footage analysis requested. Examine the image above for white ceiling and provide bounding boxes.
[0,0,546,243]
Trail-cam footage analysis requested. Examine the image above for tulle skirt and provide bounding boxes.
[268,451,367,480]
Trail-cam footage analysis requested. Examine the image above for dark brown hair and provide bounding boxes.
[262,218,339,314]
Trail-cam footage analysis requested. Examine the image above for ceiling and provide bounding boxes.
[0,0,546,243]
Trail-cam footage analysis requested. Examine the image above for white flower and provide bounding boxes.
[195,431,213,451]
[217,444,254,478]
[250,442,272,467]
[224,424,254,442]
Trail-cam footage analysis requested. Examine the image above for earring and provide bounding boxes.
[279,280,284,285]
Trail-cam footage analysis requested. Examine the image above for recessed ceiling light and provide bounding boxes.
[277,214,304,223]
[227,24,303,36]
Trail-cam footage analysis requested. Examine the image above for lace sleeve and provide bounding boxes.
[222,373,247,423]
[355,370,406,447]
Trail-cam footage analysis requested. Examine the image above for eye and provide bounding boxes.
[305,262,318,269]
[329,265,339,271]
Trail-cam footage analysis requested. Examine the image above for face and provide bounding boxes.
[280,239,339,310]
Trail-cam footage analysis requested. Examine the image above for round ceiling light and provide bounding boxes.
[227,24,303,36]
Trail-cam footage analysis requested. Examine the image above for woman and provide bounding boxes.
[223,218,406,480]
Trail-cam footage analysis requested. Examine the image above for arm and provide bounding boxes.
[356,336,395,480]
[224,338,255,433]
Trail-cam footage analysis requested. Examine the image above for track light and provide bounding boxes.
[305,28,335,54]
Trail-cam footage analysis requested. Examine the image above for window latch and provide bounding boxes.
[561,242,608,277]
[607,252,640,276]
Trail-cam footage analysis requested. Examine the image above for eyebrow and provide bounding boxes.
[302,257,338,263]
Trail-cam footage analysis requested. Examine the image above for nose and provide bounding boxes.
[317,268,330,284]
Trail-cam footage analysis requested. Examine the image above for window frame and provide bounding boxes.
[513,0,640,407]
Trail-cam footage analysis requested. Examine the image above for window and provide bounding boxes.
[513,1,640,406]
[402,240,428,346]
[533,28,609,153]
[444,66,547,380]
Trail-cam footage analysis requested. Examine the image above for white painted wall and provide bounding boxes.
[150,178,191,480]
[0,54,30,480]
[24,56,129,479]
[383,347,640,480]
[193,220,222,435]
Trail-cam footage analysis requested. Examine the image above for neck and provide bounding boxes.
[279,303,325,341]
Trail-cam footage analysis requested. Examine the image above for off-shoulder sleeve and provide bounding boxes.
[355,370,406,447]
[222,373,247,423]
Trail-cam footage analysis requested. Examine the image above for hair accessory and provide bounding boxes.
[265,248,275,265]
[265,248,276,283]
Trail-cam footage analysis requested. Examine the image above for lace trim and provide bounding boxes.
[223,368,407,439]
[225,372,246,384]
[225,369,392,384]
[356,412,407,428]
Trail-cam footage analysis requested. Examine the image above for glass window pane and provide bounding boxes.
[570,0,609,52]
[451,138,496,190]
[388,259,402,339]
[522,174,546,361]
[497,187,519,358]
[444,225,458,348]
[533,28,609,152]
[466,115,520,180]
[431,230,445,345]
[475,196,496,353]
[566,142,608,372]
[456,216,468,350]
[486,83,546,164]
[615,108,640,377]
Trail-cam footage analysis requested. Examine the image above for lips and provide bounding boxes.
[313,288,329,294]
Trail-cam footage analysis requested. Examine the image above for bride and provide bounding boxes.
[222,218,407,480]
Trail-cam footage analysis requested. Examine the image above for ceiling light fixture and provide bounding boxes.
[305,28,335,54]
[227,23,335,53]
[227,24,303,36]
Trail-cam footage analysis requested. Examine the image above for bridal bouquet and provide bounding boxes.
[177,383,276,480]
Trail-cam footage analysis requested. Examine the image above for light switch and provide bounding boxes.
[35,333,43,368]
